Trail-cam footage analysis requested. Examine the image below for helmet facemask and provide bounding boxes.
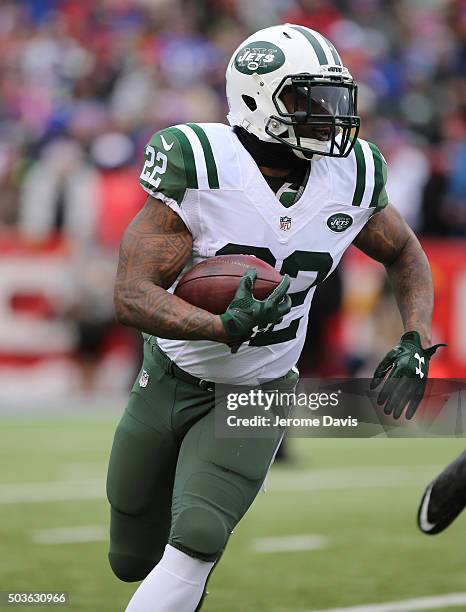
[266,74,360,159]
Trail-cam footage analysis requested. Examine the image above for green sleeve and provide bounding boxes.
[368,142,389,214]
[139,127,198,204]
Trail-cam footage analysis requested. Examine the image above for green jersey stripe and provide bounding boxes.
[378,154,388,207]
[290,25,328,65]
[352,140,366,206]
[368,143,384,208]
[166,127,198,189]
[187,123,220,189]
[325,39,342,66]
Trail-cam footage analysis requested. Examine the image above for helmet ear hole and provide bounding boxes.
[242,95,257,112]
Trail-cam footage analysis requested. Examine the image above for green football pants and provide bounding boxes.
[106,339,296,582]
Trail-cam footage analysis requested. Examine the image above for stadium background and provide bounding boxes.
[1,1,466,611]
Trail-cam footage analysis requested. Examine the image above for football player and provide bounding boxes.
[108,24,444,611]
[418,449,466,535]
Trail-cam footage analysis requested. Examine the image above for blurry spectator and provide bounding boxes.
[89,132,145,247]
[282,0,343,35]
[376,121,430,232]
[445,141,466,235]
[19,131,145,245]
[18,139,99,244]
[422,93,466,236]
[65,246,119,391]
[0,141,23,227]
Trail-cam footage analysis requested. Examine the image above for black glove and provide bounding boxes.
[370,331,446,420]
[220,268,292,352]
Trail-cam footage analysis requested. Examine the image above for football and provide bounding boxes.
[174,254,282,314]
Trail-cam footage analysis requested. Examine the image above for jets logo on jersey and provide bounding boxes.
[326,213,353,233]
[280,216,292,231]
[235,41,285,75]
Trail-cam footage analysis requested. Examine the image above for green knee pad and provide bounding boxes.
[169,506,228,561]
[108,551,156,583]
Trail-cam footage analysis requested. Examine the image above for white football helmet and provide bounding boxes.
[226,24,360,159]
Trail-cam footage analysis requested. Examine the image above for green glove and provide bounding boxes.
[220,268,292,351]
[370,331,446,420]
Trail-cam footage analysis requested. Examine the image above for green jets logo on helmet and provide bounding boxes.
[234,41,285,75]
[327,213,353,233]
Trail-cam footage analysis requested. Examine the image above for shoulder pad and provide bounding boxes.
[139,124,220,203]
[350,138,389,212]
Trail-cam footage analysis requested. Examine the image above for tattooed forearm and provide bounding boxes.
[385,236,433,346]
[114,197,228,342]
[354,204,433,346]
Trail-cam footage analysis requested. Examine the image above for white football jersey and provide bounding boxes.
[139,123,388,384]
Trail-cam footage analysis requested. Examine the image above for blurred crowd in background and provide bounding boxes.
[0,0,465,397]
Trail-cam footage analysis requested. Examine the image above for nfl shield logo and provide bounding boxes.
[280,216,292,231]
[139,369,149,388]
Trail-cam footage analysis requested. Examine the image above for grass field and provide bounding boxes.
[1,414,465,612]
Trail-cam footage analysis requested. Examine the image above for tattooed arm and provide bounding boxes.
[353,204,433,346]
[114,197,229,342]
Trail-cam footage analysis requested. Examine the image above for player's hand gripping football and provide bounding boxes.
[220,268,292,353]
[370,331,446,420]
